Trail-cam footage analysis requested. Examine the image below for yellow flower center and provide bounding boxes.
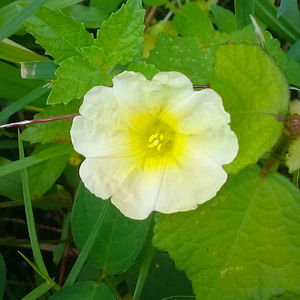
[129,111,186,169]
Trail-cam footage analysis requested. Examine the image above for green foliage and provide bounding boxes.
[234,0,254,28]
[211,5,238,33]
[25,7,94,64]
[21,61,57,80]
[127,61,159,79]
[48,56,110,104]
[95,0,145,67]
[173,2,214,44]
[286,139,300,173]
[211,43,289,173]
[89,0,124,14]
[50,282,115,300]
[0,253,6,300]
[154,166,300,300]
[72,183,151,274]
[22,100,81,143]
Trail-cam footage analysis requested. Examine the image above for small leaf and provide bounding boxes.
[173,2,214,45]
[154,166,300,300]
[72,183,151,274]
[47,56,110,104]
[95,0,145,67]
[211,5,238,33]
[50,282,115,300]
[25,7,94,64]
[22,100,81,143]
[211,43,289,173]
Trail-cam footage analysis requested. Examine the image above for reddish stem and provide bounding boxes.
[193,84,210,89]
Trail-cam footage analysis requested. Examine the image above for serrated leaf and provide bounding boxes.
[148,33,215,84]
[211,43,289,173]
[0,253,6,300]
[72,183,151,274]
[173,2,214,44]
[22,100,81,143]
[50,282,115,300]
[127,61,159,79]
[47,56,110,104]
[286,139,300,173]
[211,5,238,33]
[154,166,300,300]
[95,0,145,67]
[25,7,93,64]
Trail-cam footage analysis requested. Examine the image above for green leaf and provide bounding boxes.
[62,5,109,29]
[25,7,94,64]
[286,139,300,173]
[21,61,57,80]
[211,5,238,33]
[0,253,6,300]
[211,43,289,173]
[154,166,300,300]
[0,38,47,63]
[50,282,115,300]
[0,142,72,178]
[95,0,145,67]
[127,251,193,300]
[287,39,300,62]
[72,183,151,274]
[234,0,255,28]
[22,100,81,143]
[127,61,159,79]
[90,0,124,14]
[22,281,52,300]
[278,0,293,17]
[47,56,110,104]
[148,33,215,84]
[173,2,214,44]
[143,0,166,5]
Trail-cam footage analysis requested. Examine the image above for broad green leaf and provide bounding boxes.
[211,5,238,33]
[154,166,300,300]
[173,2,214,45]
[211,44,289,173]
[127,251,193,300]
[47,56,110,104]
[22,100,81,143]
[50,282,115,300]
[72,183,151,274]
[90,0,124,14]
[286,139,300,173]
[95,0,145,67]
[0,253,6,300]
[21,61,57,80]
[0,38,47,63]
[62,5,108,29]
[25,7,94,64]
[148,34,215,84]
[234,0,255,28]
[127,61,159,79]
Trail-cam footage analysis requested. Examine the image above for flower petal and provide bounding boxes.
[71,116,130,158]
[79,157,136,199]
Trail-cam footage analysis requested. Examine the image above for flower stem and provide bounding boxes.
[63,200,110,288]
[132,217,155,300]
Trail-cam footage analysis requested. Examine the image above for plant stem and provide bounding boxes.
[132,217,155,300]
[63,200,110,287]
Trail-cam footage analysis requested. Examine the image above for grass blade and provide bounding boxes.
[0,83,50,124]
[0,0,50,42]
[21,281,52,300]
[0,143,72,178]
[277,0,292,17]
[18,132,49,276]
[235,0,255,28]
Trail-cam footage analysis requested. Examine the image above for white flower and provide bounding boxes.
[71,71,238,220]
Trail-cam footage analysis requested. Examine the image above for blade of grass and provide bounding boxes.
[21,281,52,300]
[0,83,50,124]
[0,143,72,178]
[278,0,292,17]
[18,132,49,276]
[63,200,110,287]
[0,0,50,42]
[235,0,255,28]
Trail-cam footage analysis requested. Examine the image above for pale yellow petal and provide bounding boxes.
[71,116,130,158]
